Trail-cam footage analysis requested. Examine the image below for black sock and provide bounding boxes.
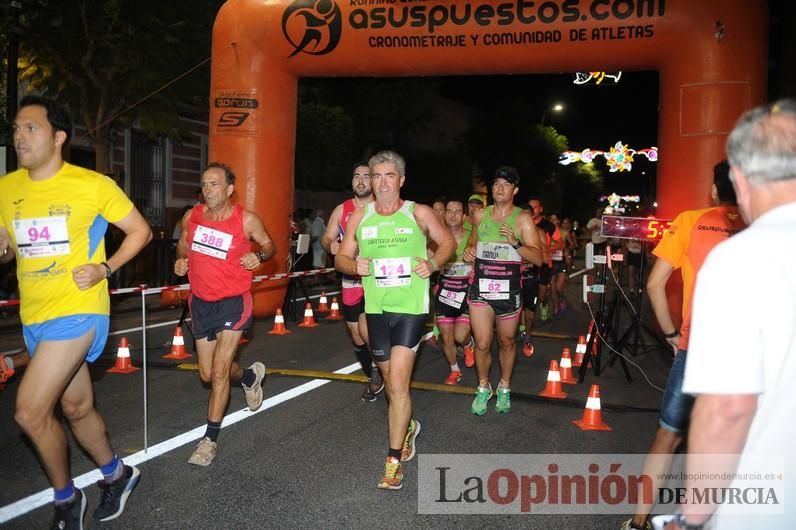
[240,368,256,387]
[388,448,402,461]
[204,420,222,443]
[354,344,372,374]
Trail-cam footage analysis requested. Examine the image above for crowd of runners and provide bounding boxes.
[3,95,796,530]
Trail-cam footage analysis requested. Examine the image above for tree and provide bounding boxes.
[14,0,223,172]
[467,103,604,221]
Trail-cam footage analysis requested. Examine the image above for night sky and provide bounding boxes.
[440,70,661,197]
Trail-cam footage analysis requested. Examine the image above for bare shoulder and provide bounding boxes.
[517,209,534,225]
[242,208,264,223]
[413,202,434,217]
[328,202,344,222]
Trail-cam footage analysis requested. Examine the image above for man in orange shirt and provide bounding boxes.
[622,161,746,530]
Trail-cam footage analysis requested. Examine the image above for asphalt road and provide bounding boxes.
[0,276,673,529]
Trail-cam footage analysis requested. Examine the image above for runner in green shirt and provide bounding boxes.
[336,150,454,491]
[463,166,543,416]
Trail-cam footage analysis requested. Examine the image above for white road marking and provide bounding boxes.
[0,361,361,524]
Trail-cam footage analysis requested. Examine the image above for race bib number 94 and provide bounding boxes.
[13,216,70,258]
[192,225,233,259]
[373,257,411,288]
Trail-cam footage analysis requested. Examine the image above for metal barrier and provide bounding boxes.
[0,266,339,451]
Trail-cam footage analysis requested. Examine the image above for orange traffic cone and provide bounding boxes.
[162,326,192,360]
[316,292,330,313]
[573,384,612,431]
[559,347,577,384]
[107,337,140,374]
[268,309,291,335]
[538,360,568,399]
[326,297,343,321]
[573,336,587,367]
[297,303,319,328]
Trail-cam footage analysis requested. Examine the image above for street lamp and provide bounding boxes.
[541,102,565,126]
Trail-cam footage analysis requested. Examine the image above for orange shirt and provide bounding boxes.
[652,206,745,349]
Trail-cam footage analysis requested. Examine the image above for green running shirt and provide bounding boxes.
[357,201,429,315]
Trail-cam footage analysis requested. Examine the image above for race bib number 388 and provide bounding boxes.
[13,216,70,258]
[192,225,233,259]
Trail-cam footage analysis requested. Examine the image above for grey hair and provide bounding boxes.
[726,98,796,183]
[368,150,406,176]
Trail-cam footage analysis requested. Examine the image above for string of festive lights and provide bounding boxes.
[600,192,640,214]
[573,71,622,85]
[559,142,658,172]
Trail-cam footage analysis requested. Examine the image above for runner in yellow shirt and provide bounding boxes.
[0,96,152,529]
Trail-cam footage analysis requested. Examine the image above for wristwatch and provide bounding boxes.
[256,249,268,263]
[674,513,706,530]
[512,240,522,250]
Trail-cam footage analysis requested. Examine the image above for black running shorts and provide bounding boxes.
[365,312,427,362]
[189,292,253,342]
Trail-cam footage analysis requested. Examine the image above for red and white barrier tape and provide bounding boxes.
[0,267,337,307]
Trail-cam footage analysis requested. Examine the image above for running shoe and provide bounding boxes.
[51,488,86,530]
[361,384,377,402]
[444,370,463,385]
[521,334,534,358]
[242,361,266,411]
[92,465,141,522]
[470,383,493,416]
[187,437,217,466]
[619,519,652,530]
[377,456,403,490]
[539,302,551,322]
[463,339,475,368]
[401,418,421,462]
[495,387,511,414]
[369,365,385,396]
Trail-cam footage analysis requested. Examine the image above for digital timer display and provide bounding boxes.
[600,215,672,241]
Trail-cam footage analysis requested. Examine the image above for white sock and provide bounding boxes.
[450,363,460,372]
[3,356,13,370]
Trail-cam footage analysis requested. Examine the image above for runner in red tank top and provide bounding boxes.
[321,161,384,402]
[174,162,275,467]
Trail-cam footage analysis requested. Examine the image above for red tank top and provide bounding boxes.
[340,198,357,236]
[187,203,252,301]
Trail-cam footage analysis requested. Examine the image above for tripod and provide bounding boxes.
[606,242,667,362]
[577,245,633,383]
[282,241,311,322]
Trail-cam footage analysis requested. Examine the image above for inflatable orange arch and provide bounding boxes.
[210,0,767,317]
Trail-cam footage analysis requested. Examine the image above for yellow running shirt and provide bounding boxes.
[0,163,134,324]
